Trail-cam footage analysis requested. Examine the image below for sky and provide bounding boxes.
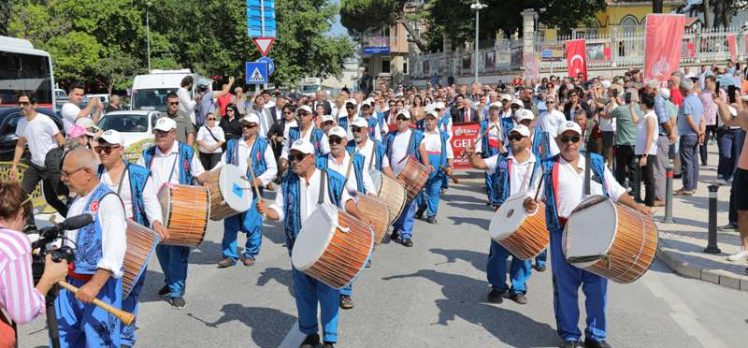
[327,0,348,36]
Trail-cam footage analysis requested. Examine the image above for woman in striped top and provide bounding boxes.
[0,181,68,346]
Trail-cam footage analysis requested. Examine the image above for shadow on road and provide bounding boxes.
[429,247,487,272]
[187,305,296,347]
[257,266,295,297]
[446,216,490,230]
[382,269,557,347]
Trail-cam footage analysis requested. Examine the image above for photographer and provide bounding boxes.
[0,181,68,347]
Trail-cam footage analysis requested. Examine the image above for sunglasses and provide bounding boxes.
[289,153,307,162]
[546,100,556,104]
[351,126,365,133]
[61,166,86,178]
[511,105,520,109]
[243,124,258,129]
[284,111,294,115]
[396,116,407,121]
[94,145,121,155]
[328,136,344,145]
[298,111,311,117]
[508,134,525,142]
[346,105,356,109]
[207,118,217,121]
[168,102,179,105]
[560,135,581,144]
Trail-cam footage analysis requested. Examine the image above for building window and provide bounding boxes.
[382,59,391,73]
[620,15,639,34]
[403,61,408,75]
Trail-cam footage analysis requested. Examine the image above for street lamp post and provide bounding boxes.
[146,1,152,71]
[470,1,487,84]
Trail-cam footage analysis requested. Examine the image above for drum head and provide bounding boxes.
[157,184,172,228]
[489,194,531,241]
[563,195,617,264]
[219,164,252,212]
[369,169,382,191]
[291,204,337,271]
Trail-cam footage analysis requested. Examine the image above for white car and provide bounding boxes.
[96,110,161,147]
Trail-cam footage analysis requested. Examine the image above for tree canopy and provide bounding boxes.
[6,0,354,92]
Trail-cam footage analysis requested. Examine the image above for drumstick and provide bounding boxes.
[246,158,266,218]
[533,172,546,202]
[57,281,135,326]
[460,125,499,159]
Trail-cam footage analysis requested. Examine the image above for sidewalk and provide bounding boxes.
[653,145,748,291]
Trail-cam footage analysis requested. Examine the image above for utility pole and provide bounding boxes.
[470,0,487,84]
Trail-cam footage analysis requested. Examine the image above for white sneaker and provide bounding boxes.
[727,249,748,262]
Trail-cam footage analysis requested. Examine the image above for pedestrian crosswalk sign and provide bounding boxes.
[245,61,268,85]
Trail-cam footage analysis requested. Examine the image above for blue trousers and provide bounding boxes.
[679,135,699,191]
[55,277,122,348]
[416,168,445,218]
[486,240,531,294]
[535,249,547,268]
[550,229,607,341]
[293,268,339,343]
[156,244,190,297]
[485,172,497,205]
[121,269,146,346]
[222,204,263,260]
[717,129,740,181]
[394,199,417,239]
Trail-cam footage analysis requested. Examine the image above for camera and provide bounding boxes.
[30,214,93,284]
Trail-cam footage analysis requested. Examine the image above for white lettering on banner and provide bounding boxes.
[452,139,474,148]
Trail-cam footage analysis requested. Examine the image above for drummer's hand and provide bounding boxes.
[445,166,454,176]
[77,279,103,304]
[638,204,653,217]
[257,200,267,215]
[427,165,434,173]
[152,221,170,240]
[523,197,538,213]
[253,178,264,188]
[465,146,476,157]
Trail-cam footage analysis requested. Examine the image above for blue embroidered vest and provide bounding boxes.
[314,152,366,194]
[479,119,502,158]
[225,137,269,179]
[346,139,387,171]
[542,154,608,232]
[142,142,195,185]
[97,163,150,225]
[493,154,541,206]
[73,184,122,275]
[385,129,424,163]
[289,126,325,156]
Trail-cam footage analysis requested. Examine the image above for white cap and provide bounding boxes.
[99,129,124,146]
[320,114,335,123]
[154,117,177,131]
[425,108,439,118]
[557,121,582,136]
[351,117,368,128]
[489,101,502,109]
[75,117,100,133]
[515,109,535,122]
[241,112,260,125]
[290,139,315,155]
[297,105,313,114]
[660,87,671,99]
[345,98,357,106]
[501,94,512,101]
[328,126,347,139]
[511,99,524,107]
[396,109,411,119]
[509,125,531,138]
[361,99,374,107]
[434,102,446,110]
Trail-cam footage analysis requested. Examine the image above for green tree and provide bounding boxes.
[340,0,429,51]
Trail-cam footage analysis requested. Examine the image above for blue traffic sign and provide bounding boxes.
[257,56,274,76]
[247,0,276,38]
[245,62,269,85]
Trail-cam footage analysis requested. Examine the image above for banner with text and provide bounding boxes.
[644,14,686,82]
[451,122,481,170]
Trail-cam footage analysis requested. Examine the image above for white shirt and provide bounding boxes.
[15,113,60,166]
[475,120,502,154]
[251,107,272,138]
[389,129,413,175]
[177,87,196,123]
[635,111,658,156]
[326,152,376,195]
[338,115,359,140]
[280,126,330,160]
[601,104,618,132]
[355,138,390,171]
[485,151,539,196]
[422,129,454,159]
[65,185,127,278]
[361,114,383,141]
[100,167,163,227]
[136,142,205,189]
[60,102,82,132]
[216,137,278,186]
[269,168,353,221]
[197,125,225,154]
[539,156,626,218]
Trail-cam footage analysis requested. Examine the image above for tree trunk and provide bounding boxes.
[396,18,428,53]
[703,0,712,29]
[652,0,664,13]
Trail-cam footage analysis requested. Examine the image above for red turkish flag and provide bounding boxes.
[727,34,737,62]
[644,14,686,82]
[566,39,587,80]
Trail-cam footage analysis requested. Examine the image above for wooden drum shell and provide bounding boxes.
[376,174,407,224]
[206,169,240,221]
[495,203,550,260]
[158,184,210,247]
[354,195,391,246]
[397,157,429,203]
[123,221,160,298]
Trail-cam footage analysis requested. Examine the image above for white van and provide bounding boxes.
[130,69,211,113]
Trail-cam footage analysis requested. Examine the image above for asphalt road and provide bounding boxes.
[18,176,748,347]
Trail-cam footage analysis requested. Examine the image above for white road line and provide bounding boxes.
[643,275,727,348]
[279,324,305,348]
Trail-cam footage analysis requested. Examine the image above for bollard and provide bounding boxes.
[704,184,722,254]
[662,163,675,224]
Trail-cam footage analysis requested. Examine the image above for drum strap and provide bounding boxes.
[317,169,327,205]
[115,162,129,195]
[167,151,179,185]
[368,141,377,171]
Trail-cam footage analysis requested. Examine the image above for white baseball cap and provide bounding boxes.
[425,108,439,118]
[290,139,315,155]
[297,105,313,114]
[434,102,446,110]
[501,94,513,101]
[396,109,411,119]
[660,87,671,99]
[75,117,101,133]
[489,101,502,109]
[241,112,260,125]
[351,117,368,128]
[320,114,336,124]
[557,121,582,137]
[328,126,347,139]
[509,125,531,138]
[515,109,535,122]
[154,117,177,131]
[511,99,524,108]
[361,99,374,107]
[345,98,358,107]
[99,129,124,146]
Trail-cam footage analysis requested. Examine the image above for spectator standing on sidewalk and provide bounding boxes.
[675,79,705,196]
[196,113,225,170]
[161,93,195,146]
[612,89,640,188]
[177,76,197,124]
[60,82,102,132]
[105,94,122,113]
[634,91,659,207]
[699,77,719,166]
[652,84,676,207]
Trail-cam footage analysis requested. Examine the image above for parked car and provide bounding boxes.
[0,108,63,161]
[96,110,160,147]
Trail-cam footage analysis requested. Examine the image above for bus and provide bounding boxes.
[0,36,55,110]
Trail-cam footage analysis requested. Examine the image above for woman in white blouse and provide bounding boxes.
[196,113,226,170]
[634,91,659,207]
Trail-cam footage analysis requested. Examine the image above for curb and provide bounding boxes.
[656,247,748,292]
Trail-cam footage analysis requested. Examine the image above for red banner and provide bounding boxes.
[727,34,737,62]
[644,14,686,82]
[451,122,481,170]
[566,39,587,80]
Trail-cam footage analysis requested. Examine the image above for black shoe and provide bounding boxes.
[509,293,527,305]
[533,264,546,272]
[415,206,426,220]
[168,297,185,310]
[217,258,237,268]
[584,339,611,348]
[339,295,354,309]
[426,216,437,224]
[485,202,492,206]
[401,238,414,247]
[158,285,170,296]
[299,334,320,348]
[560,340,584,348]
[322,342,335,348]
[390,231,401,242]
[487,288,504,303]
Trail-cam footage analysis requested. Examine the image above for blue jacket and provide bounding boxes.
[97,162,151,226]
[385,129,425,164]
[289,126,326,156]
[315,152,366,195]
[346,139,387,171]
[225,137,269,180]
[142,142,195,185]
[73,184,123,275]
